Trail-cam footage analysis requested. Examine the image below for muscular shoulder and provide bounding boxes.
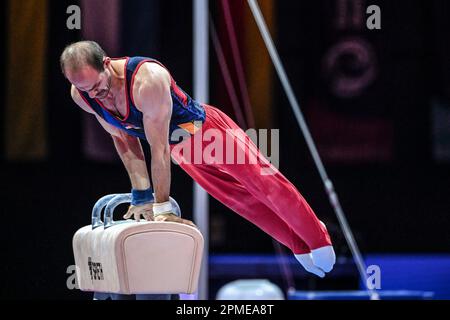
[70,85,95,114]
[133,62,171,88]
[132,62,172,112]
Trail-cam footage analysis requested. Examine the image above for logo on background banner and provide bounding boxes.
[323,37,377,98]
[323,0,380,98]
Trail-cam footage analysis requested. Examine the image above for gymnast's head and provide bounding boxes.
[60,40,113,99]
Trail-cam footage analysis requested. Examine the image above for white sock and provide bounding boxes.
[310,245,336,273]
[294,253,325,278]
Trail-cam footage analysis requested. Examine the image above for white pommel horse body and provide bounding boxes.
[72,194,204,295]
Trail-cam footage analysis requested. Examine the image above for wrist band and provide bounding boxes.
[131,188,154,206]
[153,201,173,216]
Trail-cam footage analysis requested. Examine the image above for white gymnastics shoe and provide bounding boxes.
[311,245,336,273]
[295,221,336,277]
[294,253,326,278]
[313,221,336,273]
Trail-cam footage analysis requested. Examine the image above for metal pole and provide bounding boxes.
[193,0,210,301]
[247,0,379,300]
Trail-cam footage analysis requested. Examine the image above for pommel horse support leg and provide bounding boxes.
[72,194,204,296]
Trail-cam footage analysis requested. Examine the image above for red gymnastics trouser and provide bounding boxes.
[170,105,332,254]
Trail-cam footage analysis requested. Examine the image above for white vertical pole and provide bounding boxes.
[193,0,209,301]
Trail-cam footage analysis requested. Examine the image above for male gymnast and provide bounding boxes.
[61,41,335,278]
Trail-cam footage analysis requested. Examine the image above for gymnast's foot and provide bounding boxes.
[294,245,336,278]
[295,252,326,278]
[294,221,336,277]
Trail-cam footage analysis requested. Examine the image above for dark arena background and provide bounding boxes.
[0,0,449,301]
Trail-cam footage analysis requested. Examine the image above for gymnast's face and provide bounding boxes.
[67,59,112,100]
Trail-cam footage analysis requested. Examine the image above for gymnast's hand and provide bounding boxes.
[152,201,197,228]
[123,203,154,222]
[154,213,197,228]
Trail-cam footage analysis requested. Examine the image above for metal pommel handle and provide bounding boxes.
[91,194,120,229]
[104,193,132,229]
[103,194,183,229]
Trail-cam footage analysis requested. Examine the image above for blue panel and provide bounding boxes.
[288,290,434,300]
[209,254,356,278]
[363,254,450,299]
[208,254,450,300]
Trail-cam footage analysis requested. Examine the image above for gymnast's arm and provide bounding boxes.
[131,64,172,204]
[70,86,152,191]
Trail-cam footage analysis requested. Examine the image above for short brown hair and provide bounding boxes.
[60,40,106,76]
